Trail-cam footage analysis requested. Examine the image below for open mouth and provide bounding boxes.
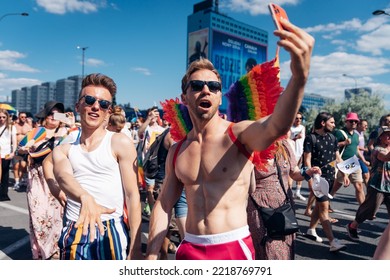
[199,100,211,108]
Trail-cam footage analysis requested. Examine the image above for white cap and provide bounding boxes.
[312,174,333,199]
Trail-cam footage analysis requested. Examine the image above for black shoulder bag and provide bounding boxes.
[250,159,300,241]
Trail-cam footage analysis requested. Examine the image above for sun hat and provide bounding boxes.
[345,112,359,122]
[35,101,65,119]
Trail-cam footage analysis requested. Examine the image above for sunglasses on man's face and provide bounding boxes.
[348,120,358,124]
[185,80,222,93]
[79,95,112,110]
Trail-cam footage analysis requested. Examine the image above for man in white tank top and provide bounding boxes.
[52,73,142,260]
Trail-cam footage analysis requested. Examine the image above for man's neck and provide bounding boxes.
[344,127,354,134]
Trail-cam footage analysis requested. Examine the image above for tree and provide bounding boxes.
[304,91,385,132]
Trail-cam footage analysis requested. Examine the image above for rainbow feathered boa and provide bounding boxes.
[161,57,285,171]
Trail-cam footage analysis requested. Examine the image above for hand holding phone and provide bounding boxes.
[268,3,289,31]
[53,112,71,125]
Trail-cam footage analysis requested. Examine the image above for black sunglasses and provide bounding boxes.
[185,80,222,93]
[348,120,358,124]
[79,95,112,110]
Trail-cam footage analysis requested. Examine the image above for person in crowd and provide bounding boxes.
[367,114,390,155]
[0,109,17,201]
[330,112,370,205]
[290,111,306,201]
[145,18,314,260]
[17,101,68,259]
[13,111,33,191]
[138,106,165,215]
[303,112,347,252]
[247,138,321,259]
[356,119,370,187]
[346,126,390,241]
[52,73,142,260]
[107,106,134,141]
[373,223,390,259]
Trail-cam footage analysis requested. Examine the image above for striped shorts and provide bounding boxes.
[58,217,129,260]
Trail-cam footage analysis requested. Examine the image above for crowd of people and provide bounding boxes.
[0,18,389,261]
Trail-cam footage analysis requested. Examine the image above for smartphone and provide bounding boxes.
[268,3,289,31]
[53,112,71,124]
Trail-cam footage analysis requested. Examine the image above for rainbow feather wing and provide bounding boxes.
[161,98,193,142]
[225,57,285,171]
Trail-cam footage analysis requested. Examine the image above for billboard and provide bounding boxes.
[211,30,267,93]
[188,28,209,66]
[211,30,267,111]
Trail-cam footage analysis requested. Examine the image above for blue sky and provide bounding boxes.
[1,0,390,110]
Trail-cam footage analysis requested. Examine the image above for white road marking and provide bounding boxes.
[0,202,29,215]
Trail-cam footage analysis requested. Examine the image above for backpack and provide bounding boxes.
[142,128,169,179]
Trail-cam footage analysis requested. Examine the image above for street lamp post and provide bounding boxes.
[77,46,88,78]
[342,73,357,89]
[372,10,390,16]
[0,12,29,22]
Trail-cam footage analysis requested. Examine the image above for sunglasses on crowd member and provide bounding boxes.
[79,95,112,110]
[185,80,222,93]
[348,120,358,124]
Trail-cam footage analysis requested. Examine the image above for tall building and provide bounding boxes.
[187,0,268,111]
[301,93,335,111]
[11,75,83,117]
[344,87,372,100]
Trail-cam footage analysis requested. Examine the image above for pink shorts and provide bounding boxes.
[176,226,255,260]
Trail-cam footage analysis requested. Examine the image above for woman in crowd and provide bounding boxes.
[247,138,320,259]
[20,101,68,259]
[0,109,16,201]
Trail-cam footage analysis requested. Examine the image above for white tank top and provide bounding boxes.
[66,131,123,222]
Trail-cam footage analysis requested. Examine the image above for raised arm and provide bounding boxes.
[112,133,143,260]
[239,19,315,152]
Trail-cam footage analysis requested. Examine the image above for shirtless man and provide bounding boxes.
[146,19,314,260]
[13,112,32,191]
[52,73,142,260]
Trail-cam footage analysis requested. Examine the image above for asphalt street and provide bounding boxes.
[0,176,388,260]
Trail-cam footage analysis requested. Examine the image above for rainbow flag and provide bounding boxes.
[18,127,46,147]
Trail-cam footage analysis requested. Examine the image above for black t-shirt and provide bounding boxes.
[303,132,339,181]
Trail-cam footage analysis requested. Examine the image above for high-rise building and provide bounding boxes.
[301,93,335,111]
[11,75,83,117]
[187,0,268,111]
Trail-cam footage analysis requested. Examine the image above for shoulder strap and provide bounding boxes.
[310,133,316,147]
[337,130,348,157]
[0,126,7,138]
[227,122,253,161]
[274,157,290,202]
[173,136,186,170]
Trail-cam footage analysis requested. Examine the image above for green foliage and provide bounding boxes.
[303,91,386,133]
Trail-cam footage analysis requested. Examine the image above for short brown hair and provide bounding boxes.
[79,73,117,98]
[181,59,221,94]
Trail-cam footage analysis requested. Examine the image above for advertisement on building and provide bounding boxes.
[188,28,209,66]
[211,30,267,93]
[211,30,267,111]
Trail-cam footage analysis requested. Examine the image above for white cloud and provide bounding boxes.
[0,75,41,94]
[132,67,151,76]
[278,52,390,102]
[221,0,299,16]
[356,24,390,55]
[0,50,39,72]
[86,58,105,67]
[35,0,102,15]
